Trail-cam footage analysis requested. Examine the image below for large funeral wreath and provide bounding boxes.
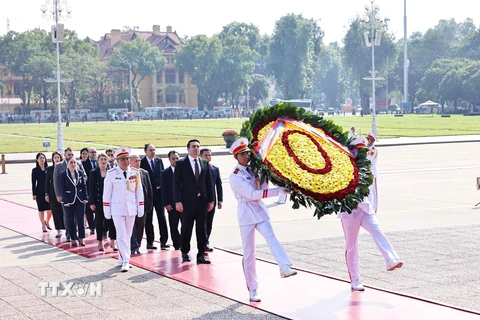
[240,103,373,219]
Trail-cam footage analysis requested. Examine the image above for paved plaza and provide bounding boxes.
[1,140,480,319]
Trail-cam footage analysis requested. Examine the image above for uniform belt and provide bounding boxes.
[238,197,256,203]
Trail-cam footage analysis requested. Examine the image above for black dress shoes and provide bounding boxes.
[160,243,170,250]
[205,245,214,252]
[182,254,191,262]
[147,244,158,250]
[197,256,211,264]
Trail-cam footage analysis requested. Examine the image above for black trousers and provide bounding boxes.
[85,206,95,231]
[145,194,168,245]
[167,208,182,249]
[130,214,146,251]
[181,198,207,257]
[206,206,216,246]
[94,208,116,241]
[49,193,65,230]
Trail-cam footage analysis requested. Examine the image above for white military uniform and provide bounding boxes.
[367,146,378,212]
[229,164,292,292]
[103,165,144,265]
[338,138,400,283]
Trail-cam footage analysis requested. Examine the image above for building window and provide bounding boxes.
[179,93,185,104]
[165,69,176,84]
[156,72,162,84]
[14,83,21,96]
[166,93,176,103]
[178,72,184,84]
[156,89,163,106]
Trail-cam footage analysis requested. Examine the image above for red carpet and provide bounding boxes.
[1,197,479,320]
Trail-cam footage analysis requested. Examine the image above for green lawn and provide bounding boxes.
[0,114,479,153]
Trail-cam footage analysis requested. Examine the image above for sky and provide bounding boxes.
[0,0,478,44]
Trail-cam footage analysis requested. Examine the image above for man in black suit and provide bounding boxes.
[81,148,98,234]
[200,148,223,252]
[175,139,214,264]
[129,154,153,254]
[140,143,168,250]
[161,150,182,250]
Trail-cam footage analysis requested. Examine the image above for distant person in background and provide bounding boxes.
[32,152,51,232]
[348,126,357,140]
[80,148,89,162]
[45,151,65,238]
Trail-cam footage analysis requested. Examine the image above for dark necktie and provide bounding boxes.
[92,160,96,169]
[151,160,156,173]
[194,159,200,181]
[123,171,127,179]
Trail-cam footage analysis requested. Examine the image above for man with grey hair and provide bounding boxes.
[129,154,153,254]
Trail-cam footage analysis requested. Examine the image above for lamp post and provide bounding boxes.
[360,0,384,138]
[403,0,409,113]
[40,0,72,154]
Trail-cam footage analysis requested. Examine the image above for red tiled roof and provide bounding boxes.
[95,30,184,59]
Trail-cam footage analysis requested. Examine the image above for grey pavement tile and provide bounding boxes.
[0,304,24,317]
[6,297,48,308]
[27,310,73,320]
[0,316,32,320]
[0,267,36,280]
[17,304,57,317]
[116,292,157,303]
[149,309,198,320]
[0,294,35,303]
[62,306,106,317]
[182,302,234,315]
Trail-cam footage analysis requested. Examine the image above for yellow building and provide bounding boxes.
[0,65,24,114]
[95,25,198,109]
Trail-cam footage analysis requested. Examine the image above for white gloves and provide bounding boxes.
[104,212,111,219]
[279,187,290,195]
[137,211,144,218]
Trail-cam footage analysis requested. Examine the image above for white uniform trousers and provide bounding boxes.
[240,219,292,291]
[112,215,136,264]
[341,210,399,282]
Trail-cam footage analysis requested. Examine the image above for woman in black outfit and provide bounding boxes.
[31,152,51,232]
[88,153,117,252]
[45,151,65,238]
[60,157,89,247]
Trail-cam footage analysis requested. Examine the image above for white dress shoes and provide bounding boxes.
[121,262,131,272]
[351,280,365,291]
[249,289,261,302]
[280,265,298,278]
[386,258,403,271]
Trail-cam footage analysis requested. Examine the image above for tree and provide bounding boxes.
[109,37,166,110]
[218,22,260,51]
[343,19,397,112]
[269,13,323,99]
[216,35,258,108]
[313,42,346,108]
[248,74,269,107]
[27,54,56,110]
[175,35,222,109]
[0,29,51,112]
